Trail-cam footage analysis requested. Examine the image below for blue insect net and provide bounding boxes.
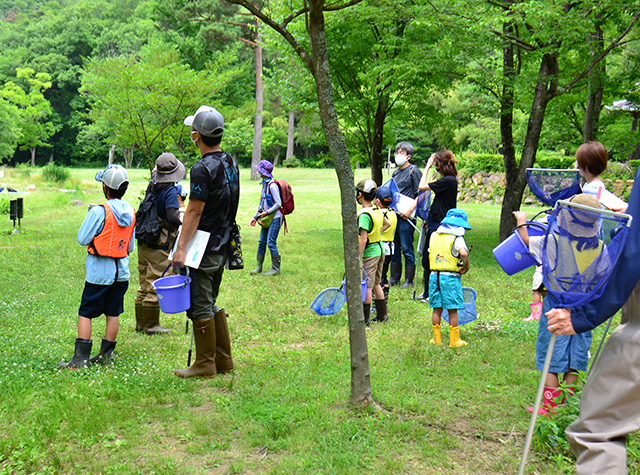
[526,169,582,207]
[442,287,477,325]
[541,199,632,308]
[310,287,346,316]
[415,189,431,222]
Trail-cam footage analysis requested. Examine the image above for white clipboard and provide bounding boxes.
[169,226,210,269]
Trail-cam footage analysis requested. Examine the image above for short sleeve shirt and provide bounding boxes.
[428,175,458,230]
[392,164,421,198]
[155,185,179,221]
[189,151,240,253]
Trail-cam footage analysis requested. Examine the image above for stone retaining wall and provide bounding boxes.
[457,172,635,205]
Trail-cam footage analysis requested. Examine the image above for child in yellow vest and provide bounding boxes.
[428,208,471,347]
[375,185,398,313]
[356,179,390,325]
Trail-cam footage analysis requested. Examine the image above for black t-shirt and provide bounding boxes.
[392,164,421,198]
[428,175,458,230]
[189,151,240,253]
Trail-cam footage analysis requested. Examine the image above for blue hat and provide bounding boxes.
[440,208,471,230]
[255,159,274,178]
[376,186,393,206]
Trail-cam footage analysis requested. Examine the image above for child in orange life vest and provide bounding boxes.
[356,179,391,325]
[59,165,136,369]
[428,208,471,347]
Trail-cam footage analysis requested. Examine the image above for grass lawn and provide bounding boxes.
[0,165,635,474]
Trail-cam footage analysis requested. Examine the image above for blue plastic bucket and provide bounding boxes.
[342,279,368,302]
[493,221,546,275]
[152,274,192,314]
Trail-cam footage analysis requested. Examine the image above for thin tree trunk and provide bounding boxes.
[286,109,295,161]
[251,18,263,181]
[108,144,116,165]
[499,53,556,241]
[584,18,604,142]
[371,98,388,185]
[273,145,281,167]
[308,0,374,407]
[30,147,36,167]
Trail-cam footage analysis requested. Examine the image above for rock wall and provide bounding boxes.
[457,172,635,205]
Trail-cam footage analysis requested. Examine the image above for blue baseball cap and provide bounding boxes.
[376,186,393,206]
[440,208,471,230]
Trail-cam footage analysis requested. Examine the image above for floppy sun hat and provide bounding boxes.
[255,160,274,179]
[560,194,602,238]
[95,164,129,189]
[155,153,186,183]
[440,208,471,230]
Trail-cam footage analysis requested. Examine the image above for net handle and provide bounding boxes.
[555,200,634,227]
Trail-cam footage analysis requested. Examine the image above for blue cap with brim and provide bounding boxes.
[440,208,471,230]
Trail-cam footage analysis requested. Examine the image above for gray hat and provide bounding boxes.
[95,164,129,190]
[184,105,224,138]
[154,153,186,183]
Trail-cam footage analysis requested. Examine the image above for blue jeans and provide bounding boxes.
[257,216,282,257]
[391,218,415,266]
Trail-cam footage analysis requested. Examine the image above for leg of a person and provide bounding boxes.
[257,226,269,256]
[373,257,385,300]
[78,316,92,340]
[567,285,640,474]
[266,217,282,256]
[187,253,226,321]
[391,228,402,264]
[362,256,377,305]
[105,316,119,341]
[421,229,434,296]
[142,247,170,305]
[135,243,151,305]
[533,289,542,304]
[545,372,560,387]
[448,309,458,327]
[398,219,416,267]
[432,308,443,325]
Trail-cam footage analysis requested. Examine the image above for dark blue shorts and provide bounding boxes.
[79,281,128,319]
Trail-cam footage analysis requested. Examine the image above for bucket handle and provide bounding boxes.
[513,222,548,234]
[161,264,190,286]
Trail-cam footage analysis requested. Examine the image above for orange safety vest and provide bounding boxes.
[88,203,135,258]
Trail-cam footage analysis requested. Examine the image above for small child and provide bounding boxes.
[59,165,136,368]
[356,179,390,325]
[523,265,545,321]
[577,141,627,213]
[375,185,397,307]
[428,208,471,347]
[514,193,604,415]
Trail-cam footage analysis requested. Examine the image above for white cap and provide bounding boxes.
[95,164,129,189]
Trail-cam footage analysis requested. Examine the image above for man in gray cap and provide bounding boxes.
[134,152,186,335]
[172,105,239,378]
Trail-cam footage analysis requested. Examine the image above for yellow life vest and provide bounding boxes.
[380,208,397,242]
[572,240,604,273]
[358,206,383,244]
[429,232,461,272]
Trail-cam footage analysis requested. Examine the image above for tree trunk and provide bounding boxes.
[251,19,263,181]
[30,147,36,167]
[370,97,388,185]
[286,109,295,161]
[499,53,557,241]
[273,145,281,167]
[108,144,116,165]
[583,18,604,142]
[308,0,374,407]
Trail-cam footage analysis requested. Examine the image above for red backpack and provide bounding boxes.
[274,179,295,215]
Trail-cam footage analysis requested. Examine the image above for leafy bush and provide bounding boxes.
[283,156,302,168]
[602,162,635,181]
[0,198,8,215]
[459,153,503,174]
[42,163,70,183]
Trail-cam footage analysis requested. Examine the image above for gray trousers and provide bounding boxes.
[186,253,226,321]
[566,282,640,474]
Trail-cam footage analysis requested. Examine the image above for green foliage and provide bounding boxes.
[41,163,71,183]
[459,153,504,174]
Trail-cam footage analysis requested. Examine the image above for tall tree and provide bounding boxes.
[2,68,55,166]
[227,0,375,407]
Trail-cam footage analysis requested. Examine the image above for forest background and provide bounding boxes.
[1,0,640,178]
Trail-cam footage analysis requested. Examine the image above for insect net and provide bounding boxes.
[541,199,633,308]
[310,288,346,316]
[526,169,582,207]
[415,190,431,222]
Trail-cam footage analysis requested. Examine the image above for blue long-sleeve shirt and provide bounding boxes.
[570,168,640,333]
[78,199,136,285]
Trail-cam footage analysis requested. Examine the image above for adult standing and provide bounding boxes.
[134,152,185,334]
[417,150,459,302]
[249,159,283,276]
[546,167,640,474]
[389,141,421,289]
[172,105,239,378]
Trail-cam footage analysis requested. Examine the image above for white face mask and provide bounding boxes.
[395,154,408,166]
[190,131,199,145]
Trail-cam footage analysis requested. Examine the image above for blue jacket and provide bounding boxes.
[78,199,136,285]
[570,168,640,333]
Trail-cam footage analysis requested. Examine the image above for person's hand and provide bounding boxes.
[172,248,186,269]
[546,308,576,335]
[512,210,526,225]
[257,211,267,218]
[426,153,436,169]
[400,212,409,220]
[250,218,257,227]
